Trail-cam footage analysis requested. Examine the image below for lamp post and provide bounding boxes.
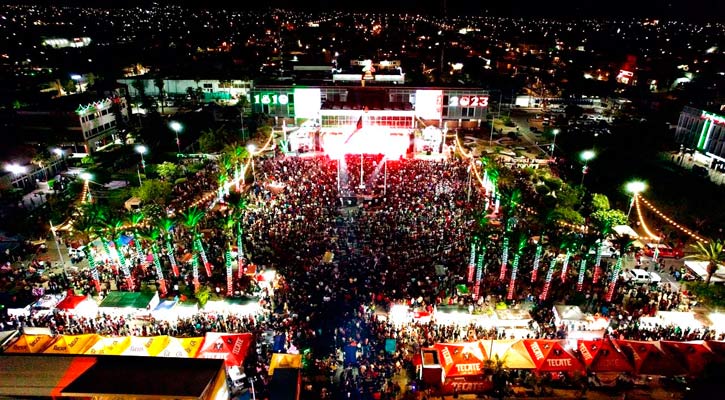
[169,121,182,154]
[247,144,256,183]
[579,150,596,186]
[49,220,68,277]
[550,129,560,158]
[625,180,647,219]
[135,145,147,186]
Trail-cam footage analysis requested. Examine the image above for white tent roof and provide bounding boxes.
[612,225,639,238]
[684,260,725,283]
[553,305,585,321]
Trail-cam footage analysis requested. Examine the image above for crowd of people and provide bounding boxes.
[1,152,722,399]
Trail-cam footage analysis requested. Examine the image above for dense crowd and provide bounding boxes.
[1,153,722,399]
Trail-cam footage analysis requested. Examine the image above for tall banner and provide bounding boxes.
[195,236,212,277]
[467,240,477,283]
[560,251,571,281]
[593,242,603,284]
[531,244,542,282]
[605,258,623,302]
[151,244,166,295]
[192,253,200,291]
[473,244,485,298]
[507,253,520,300]
[226,247,233,296]
[576,259,587,292]
[540,259,556,301]
[85,248,101,293]
[166,240,179,277]
[499,237,509,281]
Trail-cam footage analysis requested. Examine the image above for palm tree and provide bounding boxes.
[230,197,248,278]
[138,226,167,295]
[103,215,134,290]
[605,233,635,302]
[686,240,724,285]
[126,211,146,265]
[159,217,179,277]
[181,207,207,290]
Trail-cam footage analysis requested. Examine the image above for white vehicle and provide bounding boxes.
[68,246,86,261]
[625,268,662,285]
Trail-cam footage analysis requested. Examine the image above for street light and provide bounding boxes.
[247,144,256,183]
[5,163,28,188]
[135,145,147,186]
[625,180,647,218]
[580,150,596,186]
[550,129,560,158]
[169,121,182,154]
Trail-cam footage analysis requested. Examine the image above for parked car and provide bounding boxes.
[643,243,684,259]
[624,268,662,285]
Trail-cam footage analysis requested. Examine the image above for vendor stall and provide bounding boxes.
[98,291,160,316]
[684,260,725,283]
[202,298,262,316]
[553,305,608,339]
[196,332,254,367]
[158,336,203,358]
[638,311,706,331]
[56,294,98,317]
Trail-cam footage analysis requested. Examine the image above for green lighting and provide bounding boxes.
[697,119,710,150]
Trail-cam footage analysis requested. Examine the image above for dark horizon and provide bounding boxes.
[5,0,725,19]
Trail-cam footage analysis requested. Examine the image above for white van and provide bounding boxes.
[625,268,661,285]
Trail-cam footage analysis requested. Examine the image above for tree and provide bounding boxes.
[155,162,179,181]
[686,240,724,286]
[133,179,172,205]
[154,77,165,114]
[549,207,585,226]
[199,126,235,153]
[590,209,628,229]
[131,79,146,99]
[590,193,610,212]
[63,79,77,94]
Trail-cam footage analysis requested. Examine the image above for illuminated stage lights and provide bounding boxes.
[637,195,708,244]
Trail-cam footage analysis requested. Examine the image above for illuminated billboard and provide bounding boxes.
[448,95,489,108]
[294,88,321,119]
[415,90,443,120]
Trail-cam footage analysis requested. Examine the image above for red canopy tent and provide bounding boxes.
[705,341,725,363]
[522,339,583,372]
[432,341,489,377]
[618,340,686,376]
[56,295,89,311]
[661,341,715,376]
[577,339,633,373]
[196,333,254,367]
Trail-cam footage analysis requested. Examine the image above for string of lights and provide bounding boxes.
[634,194,661,241]
[637,195,708,243]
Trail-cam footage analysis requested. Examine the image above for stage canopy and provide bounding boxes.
[0,354,227,399]
[487,339,536,369]
[522,339,584,372]
[433,341,488,377]
[119,336,169,357]
[4,334,53,353]
[577,339,633,373]
[158,337,204,358]
[85,336,132,356]
[44,334,100,355]
[660,341,715,376]
[197,332,254,367]
[619,340,686,376]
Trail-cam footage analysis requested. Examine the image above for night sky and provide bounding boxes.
[7,0,725,18]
